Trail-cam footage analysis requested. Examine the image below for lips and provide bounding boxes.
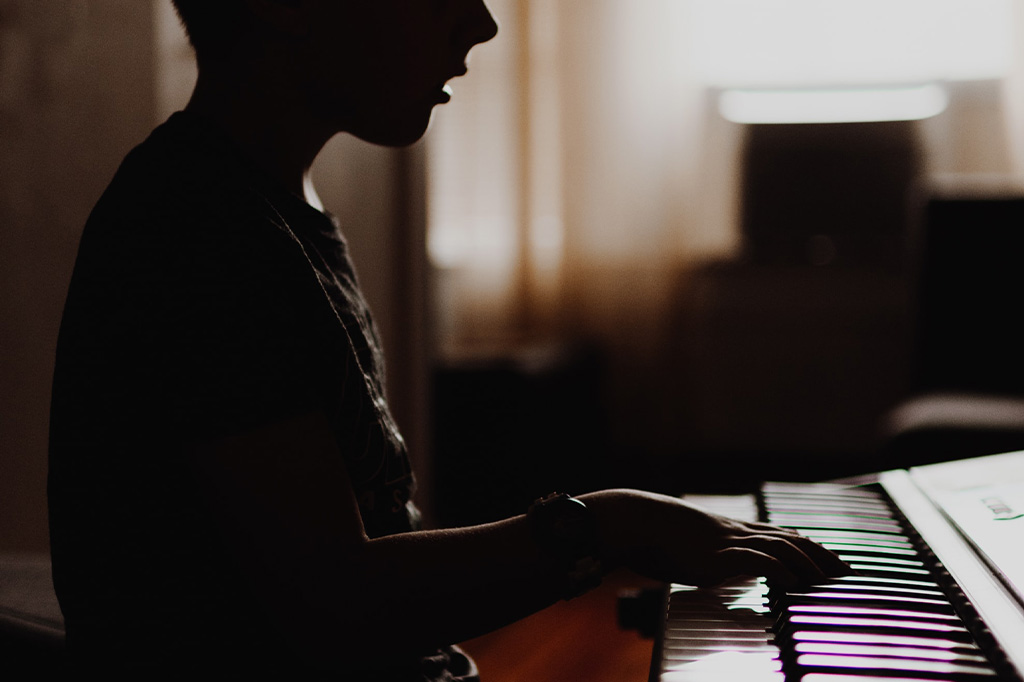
[435,66,467,104]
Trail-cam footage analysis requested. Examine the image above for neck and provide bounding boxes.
[184,64,334,209]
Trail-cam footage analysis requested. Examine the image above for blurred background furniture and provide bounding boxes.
[655,121,921,488]
[879,175,1024,468]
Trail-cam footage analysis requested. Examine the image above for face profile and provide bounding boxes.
[300,0,499,146]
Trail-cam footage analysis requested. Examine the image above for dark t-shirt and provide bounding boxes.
[48,112,473,679]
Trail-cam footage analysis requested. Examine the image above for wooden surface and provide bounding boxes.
[460,573,658,682]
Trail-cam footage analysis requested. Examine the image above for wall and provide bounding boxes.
[0,0,157,551]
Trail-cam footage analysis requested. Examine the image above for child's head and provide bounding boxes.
[171,0,498,146]
[169,0,247,62]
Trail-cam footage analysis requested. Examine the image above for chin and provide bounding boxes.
[350,110,435,148]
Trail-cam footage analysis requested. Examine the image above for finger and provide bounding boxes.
[736,523,856,577]
[784,533,857,577]
[737,535,832,585]
[743,520,801,535]
[712,547,800,590]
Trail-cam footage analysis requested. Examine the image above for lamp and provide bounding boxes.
[689,0,1013,124]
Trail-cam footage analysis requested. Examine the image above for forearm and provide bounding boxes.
[294,492,632,663]
[356,516,564,648]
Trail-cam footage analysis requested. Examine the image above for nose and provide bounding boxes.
[461,0,499,49]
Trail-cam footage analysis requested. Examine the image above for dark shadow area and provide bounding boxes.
[432,342,612,527]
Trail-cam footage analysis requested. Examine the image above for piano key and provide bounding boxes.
[781,615,974,641]
[782,602,958,618]
[780,524,907,537]
[669,591,768,605]
[661,671,784,682]
[834,554,928,569]
[762,484,884,499]
[794,577,946,593]
[767,492,888,502]
[660,650,785,680]
[664,633,776,644]
[661,672,785,681]
[818,543,920,557]
[775,615,972,641]
[796,531,915,548]
[668,620,773,632]
[663,643,779,658]
[768,518,905,534]
[770,591,957,615]
[669,581,767,596]
[770,503,897,520]
[669,606,769,617]
[663,647,774,663]
[765,502,893,515]
[800,675,963,682]
[845,563,934,578]
[669,606,769,616]
[793,653,997,678]
[767,502,891,513]
[812,575,942,590]
[792,641,990,664]
[781,605,962,622]
[765,492,890,504]
[786,622,987,655]
[669,597,770,609]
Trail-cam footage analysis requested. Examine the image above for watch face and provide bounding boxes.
[549,497,597,547]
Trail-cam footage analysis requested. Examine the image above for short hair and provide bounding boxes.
[169,0,250,60]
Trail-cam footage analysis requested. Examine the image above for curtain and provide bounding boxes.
[428,0,735,344]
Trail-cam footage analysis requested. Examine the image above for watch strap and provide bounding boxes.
[528,492,603,600]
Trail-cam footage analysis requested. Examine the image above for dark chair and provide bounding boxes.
[880,175,1024,467]
[0,553,67,676]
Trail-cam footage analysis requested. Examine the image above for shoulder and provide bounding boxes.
[75,114,314,299]
[60,113,333,378]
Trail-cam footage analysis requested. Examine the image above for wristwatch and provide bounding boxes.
[527,492,603,599]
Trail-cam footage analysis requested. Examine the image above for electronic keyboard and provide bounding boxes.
[650,450,1024,681]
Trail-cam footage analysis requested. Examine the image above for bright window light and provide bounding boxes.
[689,0,1013,123]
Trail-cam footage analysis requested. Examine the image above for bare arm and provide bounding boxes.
[189,410,849,670]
